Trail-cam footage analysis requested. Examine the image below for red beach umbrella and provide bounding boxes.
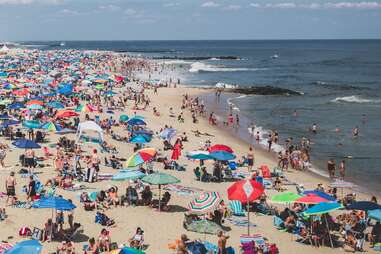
[227,179,264,235]
[209,144,233,154]
[55,110,79,119]
[13,88,30,96]
[295,194,330,204]
[26,100,44,106]
[227,180,264,204]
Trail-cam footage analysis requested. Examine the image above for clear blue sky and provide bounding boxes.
[1,0,381,40]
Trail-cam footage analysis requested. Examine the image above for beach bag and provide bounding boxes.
[19,227,31,237]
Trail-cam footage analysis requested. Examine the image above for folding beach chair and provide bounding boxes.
[229,200,246,216]
[273,216,285,230]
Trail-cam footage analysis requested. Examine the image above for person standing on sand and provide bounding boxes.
[171,139,182,161]
[217,231,229,254]
[327,159,336,178]
[267,133,273,152]
[5,171,16,206]
[247,146,254,171]
[339,160,346,179]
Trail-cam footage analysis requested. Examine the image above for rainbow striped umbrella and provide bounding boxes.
[75,104,95,113]
[188,192,222,214]
[40,122,62,132]
[125,147,157,168]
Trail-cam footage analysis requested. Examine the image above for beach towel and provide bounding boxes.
[227,217,256,228]
[240,234,265,248]
[229,200,246,216]
[97,173,113,181]
[0,243,13,254]
[163,184,202,196]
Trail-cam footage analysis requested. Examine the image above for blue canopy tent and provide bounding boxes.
[4,239,42,254]
[129,134,151,144]
[12,139,41,149]
[127,118,146,126]
[57,84,73,96]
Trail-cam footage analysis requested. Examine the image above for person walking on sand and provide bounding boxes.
[247,146,254,171]
[171,139,182,161]
[339,160,346,179]
[5,171,16,206]
[327,158,336,178]
[217,230,229,254]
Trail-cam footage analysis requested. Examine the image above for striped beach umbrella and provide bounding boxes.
[188,192,222,214]
[75,104,95,113]
[40,121,62,132]
[125,147,157,168]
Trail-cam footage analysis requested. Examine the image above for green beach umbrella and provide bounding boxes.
[23,120,42,129]
[186,219,223,235]
[119,114,129,122]
[270,192,301,203]
[142,172,180,211]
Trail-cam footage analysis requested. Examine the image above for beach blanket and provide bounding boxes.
[240,234,265,248]
[0,243,13,254]
[163,184,202,196]
[97,173,113,181]
[227,217,256,228]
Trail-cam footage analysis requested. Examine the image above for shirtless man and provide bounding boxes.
[217,231,229,254]
[177,234,189,254]
[5,172,16,206]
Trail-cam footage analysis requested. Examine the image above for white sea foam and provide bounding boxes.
[162,60,192,65]
[189,62,266,73]
[215,82,238,89]
[331,95,378,104]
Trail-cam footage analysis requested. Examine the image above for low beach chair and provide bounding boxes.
[229,200,246,216]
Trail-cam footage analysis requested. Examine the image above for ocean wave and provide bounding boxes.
[153,56,241,61]
[331,95,380,104]
[215,82,238,89]
[189,62,266,73]
[162,60,192,65]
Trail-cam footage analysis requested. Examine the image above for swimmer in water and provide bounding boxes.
[362,114,367,124]
[335,126,340,133]
[311,123,317,134]
[353,126,359,138]
[293,110,297,117]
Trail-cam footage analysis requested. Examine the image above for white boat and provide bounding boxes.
[60,42,65,47]
[271,54,279,59]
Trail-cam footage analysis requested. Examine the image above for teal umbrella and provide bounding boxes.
[369,209,381,221]
[303,202,342,216]
[22,120,41,129]
[142,172,180,211]
[119,115,129,122]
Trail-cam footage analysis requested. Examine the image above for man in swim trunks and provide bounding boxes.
[327,159,336,178]
[5,171,16,206]
[217,230,229,254]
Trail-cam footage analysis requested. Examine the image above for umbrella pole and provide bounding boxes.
[50,208,54,241]
[158,184,161,212]
[247,197,250,235]
[324,215,334,248]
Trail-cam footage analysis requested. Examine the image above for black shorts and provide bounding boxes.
[7,186,15,196]
[25,158,35,167]
[248,158,254,166]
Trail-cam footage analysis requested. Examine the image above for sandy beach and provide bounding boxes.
[0,48,380,254]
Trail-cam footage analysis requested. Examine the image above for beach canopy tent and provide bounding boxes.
[76,121,103,142]
[4,239,42,254]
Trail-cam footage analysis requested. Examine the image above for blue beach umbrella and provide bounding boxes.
[46,101,64,109]
[0,114,11,120]
[304,202,342,216]
[303,190,336,202]
[27,104,44,110]
[0,120,20,128]
[127,118,146,126]
[57,84,73,95]
[368,209,381,221]
[8,102,24,109]
[187,151,213,160]
[129,134,151,144]
[32,196,76,211]
[55,128,76,135]
[210,151,236,161]
[347,201,381,211]
[112,170,145,181]
[12,139,41,149]
[4,239,42,254]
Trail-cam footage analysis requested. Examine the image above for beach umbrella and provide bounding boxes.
[127,118,146,126]
[32,196,76,211]
[0,99,12,105]
[55,128,76,134]
[186,219,222,235]
[12,139,41,149]
[119,114,129,122]
[295,194,331,204]
[75,104,95,113]
[129,134,151,144]
[187,151,213,160]
[55,110,79,118]
[27,104,44,110]
[303,202,342,216]
[368,209,381,221]
[12,88,29,96]
[346,201,381,211]
[0,119,20,128]
[22,120,41,129]
[40,122,62,132]
[142,172,180,211]
[120,247,145,254]
[3,83,15,89]
[46,101,64,109]
[4,240,42,254]
[210,151,236,161]
[95,84,105,90]
[57,84,73,95]
[188,192,222,214]
[227,179,264,234]
[209,144,233,154]
[159,128,177,141]
[8,102,24,109]
[0,113,11,120]
[270,192,301,203]
[112,170,145,181]
[26,100,43,106]
[125,148,157,168]
[104,91,117,97]
[303,190,336,202]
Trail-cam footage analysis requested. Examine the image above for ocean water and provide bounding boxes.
[20,40,381,193]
